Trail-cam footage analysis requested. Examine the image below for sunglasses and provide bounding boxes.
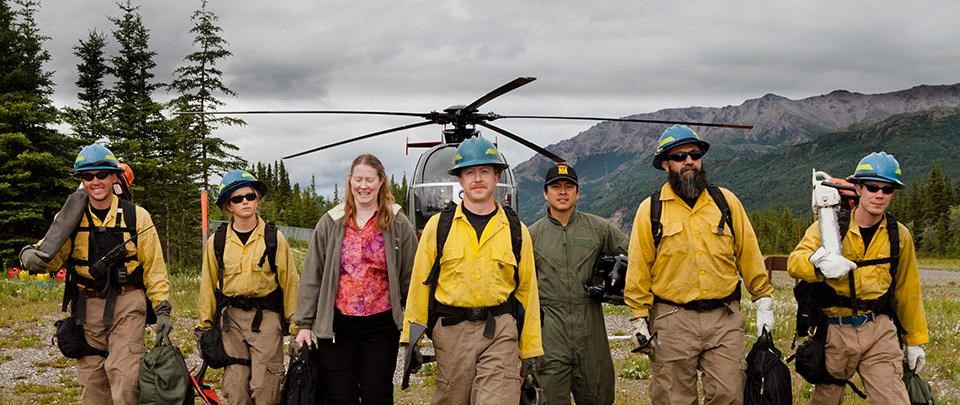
[863,184,896,195]
[228,192,258,204]
[78,172,112,181]
[667,151,704,162]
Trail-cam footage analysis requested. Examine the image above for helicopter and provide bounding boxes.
[179,77,752,231]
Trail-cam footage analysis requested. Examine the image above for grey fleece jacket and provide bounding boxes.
[294,203,417,340]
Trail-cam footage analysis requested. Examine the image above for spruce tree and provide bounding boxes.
[62,29,111,144]
[168,0,244,191]
[0,0,73,259]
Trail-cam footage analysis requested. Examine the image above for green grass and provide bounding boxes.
[920,258,960,272]
[1,255,958,404]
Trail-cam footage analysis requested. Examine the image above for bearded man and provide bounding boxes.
[623,125,775,405]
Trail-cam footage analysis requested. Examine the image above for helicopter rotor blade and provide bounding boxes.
[477,122,565,163]
[283,120,435,160]
[492,114,753,129]
[174,110,432,119]
[464,77,536,112]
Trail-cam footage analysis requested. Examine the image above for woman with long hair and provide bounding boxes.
[294,154,418,404]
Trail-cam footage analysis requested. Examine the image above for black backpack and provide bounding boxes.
[281,345,322,405]
[744,330,792,405]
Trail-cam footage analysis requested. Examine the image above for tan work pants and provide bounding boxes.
[221,307,285,405]
[77,288,147,405]
[431,312,522,405]
[810,314,908,405]
[649,300,746,405]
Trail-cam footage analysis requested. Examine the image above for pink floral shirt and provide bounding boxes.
[335,215,391,316]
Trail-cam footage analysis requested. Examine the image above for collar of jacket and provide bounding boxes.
[545,208,579,227]
[84,194,121,227]
[225,215,266,246]
[325,202,402,222]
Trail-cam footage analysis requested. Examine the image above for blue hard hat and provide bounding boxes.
[652,125,710,170]
[73,143,123,174]
[847,152,904,188]
[448,137,509,175]
[216,170,268,207]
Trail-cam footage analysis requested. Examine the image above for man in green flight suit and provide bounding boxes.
[529,163,628,405]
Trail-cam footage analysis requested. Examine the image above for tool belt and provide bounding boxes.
[435,300,516,339]
[220,287,285,333]
[82,284,139,299]
[654,280,741,313]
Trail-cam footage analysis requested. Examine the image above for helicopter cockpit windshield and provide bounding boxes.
[410,143,516,230]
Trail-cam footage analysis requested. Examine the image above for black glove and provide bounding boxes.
[521,358,537,380]
[584,284,606,302]
[154,301,173,342]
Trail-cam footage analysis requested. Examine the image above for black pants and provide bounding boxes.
[317,309,400,405]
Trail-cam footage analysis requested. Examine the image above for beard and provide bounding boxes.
[667,163,708,202]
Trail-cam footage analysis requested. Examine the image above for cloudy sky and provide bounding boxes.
[35,0,960,196]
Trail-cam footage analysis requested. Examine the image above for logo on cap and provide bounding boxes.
[558,165,568,175]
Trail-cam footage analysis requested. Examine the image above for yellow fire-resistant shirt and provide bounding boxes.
[197,217,300,335]
[402,203,544,359]
[787,217,929,345]
[625,183,773,319]
[45,195,170,308]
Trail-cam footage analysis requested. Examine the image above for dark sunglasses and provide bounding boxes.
[229,192,258,204]
[78,172,112,181]
[667,151,704,162]
[863,184,895,195]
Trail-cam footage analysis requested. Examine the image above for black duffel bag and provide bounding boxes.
[199,323,250,369]
[744,330,791,404]
[53,315,108,359]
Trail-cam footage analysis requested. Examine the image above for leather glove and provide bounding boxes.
[809,247,857,279]
[631,317,652,352]
[755,296,775,336]
[154,301,173,342]
[521,358,537,380]
[19,245,51,274]
[906,345,926,372]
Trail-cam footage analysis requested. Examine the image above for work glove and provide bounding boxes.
[521,358,537,379]
[755,296,775,336]
[906,345,926,372]
[809,247,857,279]
[38,189,89,258]
[631,317,653,352]
[19,245,51,274]
[153,301,173,343]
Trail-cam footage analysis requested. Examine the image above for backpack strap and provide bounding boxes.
[501,204,524,334]
[650,190,663,248]
[214,222,229,293]
[706,185,735,238]
[257,222,279,273]
[424,202,457,336]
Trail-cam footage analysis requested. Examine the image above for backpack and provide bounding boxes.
[789,211,900,399]
[422,202,523,335]
[650,184,734,249]
[744,330,792,405]
[212,221,288,334]
[139,335,194,405]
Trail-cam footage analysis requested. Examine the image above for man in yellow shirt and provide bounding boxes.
[20,143,171,405]
[402,137,543,405]
[624,125,775,404]
[788,152,928,403]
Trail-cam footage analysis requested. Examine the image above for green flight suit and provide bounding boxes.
[529,210,628,405]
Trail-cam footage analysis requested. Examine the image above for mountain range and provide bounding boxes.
[513,83,960,228]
